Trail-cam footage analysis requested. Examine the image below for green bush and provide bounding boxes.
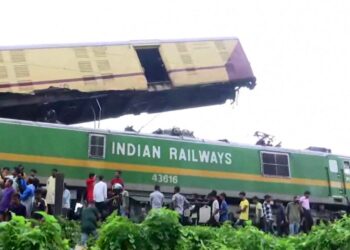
[56,216,81,248]
[142,209,181,250]
[93,214,144,250]
[1,210,350,250]
[0,212,69,250]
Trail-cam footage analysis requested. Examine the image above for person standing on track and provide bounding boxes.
[235,192,249,227]
[219,192,229,223]
[286,196,302,235]
[172,186,189,224]
[0,179,15,218]
[93,175,107,219]
[86,173,95,204]
[111,171,124,188]
[45,169,57,214]
[263,195,274,233]
[252,196,264,230]
[80,202,99,248]
[149,185,164,209]
[300,191,313,233]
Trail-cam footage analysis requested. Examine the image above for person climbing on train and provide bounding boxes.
[86,173,95,204]
[299,191,313,233]
[234,192,249,227]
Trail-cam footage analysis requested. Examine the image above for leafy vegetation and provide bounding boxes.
[0,212,69,250]
[0,209,349,250]
[56,216,81,248]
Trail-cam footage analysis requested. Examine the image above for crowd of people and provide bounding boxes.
[0,165,345,247]
[0,166,71,221]
[148,186,316,236]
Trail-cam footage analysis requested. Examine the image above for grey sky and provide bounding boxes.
[1,0,349,154]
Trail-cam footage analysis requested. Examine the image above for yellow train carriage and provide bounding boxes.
[0,38,255,123]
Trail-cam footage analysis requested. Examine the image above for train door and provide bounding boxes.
[342,160,350,196]
[327,159,344,196]
[135,46,171,85]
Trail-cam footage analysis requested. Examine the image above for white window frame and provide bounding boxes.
[343,160,350,176]
[260,151,291,178]
[88,134,106,159]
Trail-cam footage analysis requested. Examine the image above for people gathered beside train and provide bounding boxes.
[1,164,349,239]
[0,166,71,221]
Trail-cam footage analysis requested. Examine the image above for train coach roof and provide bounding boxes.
[0,37,239,50]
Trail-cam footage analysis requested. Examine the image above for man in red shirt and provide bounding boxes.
[111,170,124,188]
[86,173,95,203]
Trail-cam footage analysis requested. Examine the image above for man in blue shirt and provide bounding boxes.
[20,177,35,217]
[219,192,229,223]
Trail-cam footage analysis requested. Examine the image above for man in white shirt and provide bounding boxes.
[209,191,220,226]
[93,175,107,218]
[172,186,189,224]
[150,185,164,209]
[62,183,71,218]
[46,169,57,214]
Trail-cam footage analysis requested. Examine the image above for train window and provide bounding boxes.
[135,47,170,84]
[89,134,106,159]
[261,152,290,177]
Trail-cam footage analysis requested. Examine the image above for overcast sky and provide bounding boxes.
[1,0,349,154]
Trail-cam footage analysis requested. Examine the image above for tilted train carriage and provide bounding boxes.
[0,38,255,124]
[0,118,349,216]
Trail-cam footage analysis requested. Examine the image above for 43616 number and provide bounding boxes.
[152,174,178,184]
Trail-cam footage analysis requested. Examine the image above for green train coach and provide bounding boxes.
[0,118,349,210]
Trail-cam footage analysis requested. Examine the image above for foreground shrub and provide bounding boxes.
[0,212,69,250]
[142,208,181,250]
[93,214,143,250]
[57,216,81,248]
